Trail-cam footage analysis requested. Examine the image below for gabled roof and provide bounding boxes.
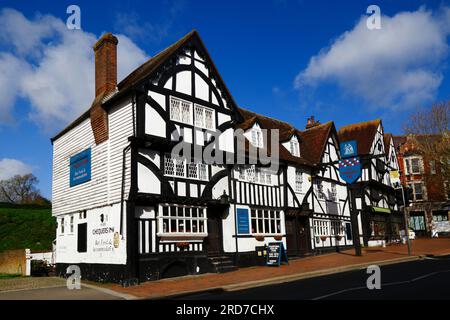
[384,133,393,154]
[236,107,312,166]
[338,119,381,155]
[52,29,237,142]
[300,121,335,165]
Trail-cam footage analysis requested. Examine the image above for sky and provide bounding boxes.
[0,0,449,199]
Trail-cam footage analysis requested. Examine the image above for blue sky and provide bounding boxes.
[0,0,449,199]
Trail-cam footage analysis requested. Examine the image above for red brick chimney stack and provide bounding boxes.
[90,32,118,145]
[306,116,320,129]
[93,32,118,97]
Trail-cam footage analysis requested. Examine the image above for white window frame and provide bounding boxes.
[290,140,300,157]
[313,219,330,236]
[330,183,337,202]
[238,165,273,186]
[295,168,303,193]
[250,209,282,235]
[70,215,74,233]
[194,104,215,130]
[250,128,263,148]
[409,182,424,201]
[405,156,422,175]
[170,96,193,125]
[157,204,208,238]
[60,217,65,234]
[164,154,209,181]
[315,180,325,200]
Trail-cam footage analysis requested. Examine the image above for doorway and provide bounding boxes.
[206,210,222,256]
[286,217,309,256]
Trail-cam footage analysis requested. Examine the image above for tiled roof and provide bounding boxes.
[338,119,381,155]
[300,121,334,165]
[384,133,393,153]
[236,107,326,167]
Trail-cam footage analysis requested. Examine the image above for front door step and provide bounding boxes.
[208,256,237,273]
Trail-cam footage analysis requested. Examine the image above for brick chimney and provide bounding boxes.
[90,32,118,144]
[305,116,320,129]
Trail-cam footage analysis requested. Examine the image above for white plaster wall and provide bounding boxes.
[55,203,127,265]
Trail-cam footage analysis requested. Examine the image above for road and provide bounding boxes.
[176,255,450,300]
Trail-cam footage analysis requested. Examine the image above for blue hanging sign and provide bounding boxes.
[236,208,250,234]
[266,242,289,266]
[70,148,91,187]
[339,157,362,184]
[340,140,358,158]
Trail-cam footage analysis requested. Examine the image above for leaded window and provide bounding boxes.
[170,96,192,125]
[194,104,215,130]
[295,169,302,193]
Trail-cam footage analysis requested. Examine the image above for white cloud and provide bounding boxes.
[0,158,34,180]
[295,7,450,110]
[0,8,149,132]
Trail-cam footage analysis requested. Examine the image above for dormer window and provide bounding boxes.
[251,128,263,148]
[290,140,300,157]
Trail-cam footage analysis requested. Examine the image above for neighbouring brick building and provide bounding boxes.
[394,135,450,236]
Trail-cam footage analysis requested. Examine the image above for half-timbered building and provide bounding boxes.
[52,30,241,283]
[301,118,354,252]
[338,120,403,246]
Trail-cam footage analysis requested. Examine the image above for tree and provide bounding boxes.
[0,174,42,204]
[403,101,450,183]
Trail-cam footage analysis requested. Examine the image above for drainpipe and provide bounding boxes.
[120,143,131,238]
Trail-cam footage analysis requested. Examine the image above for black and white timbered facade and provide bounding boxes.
[302,122,354,253]
[51,30,401,284]
[338,120,403,247]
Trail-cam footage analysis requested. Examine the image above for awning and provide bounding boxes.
[371,207,391,214]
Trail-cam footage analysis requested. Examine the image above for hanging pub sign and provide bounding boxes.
[70,148,91,187]
[236,208,250,234]
[390,170,401,189]
[266,242,289,266]
[340,140,358,158]
[339,157,362,184]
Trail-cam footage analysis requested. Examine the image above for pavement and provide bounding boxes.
[1,238,449,300]
[103,238,450,299]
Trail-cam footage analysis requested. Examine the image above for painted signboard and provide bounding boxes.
[340,140,358,158]
[339,157,362,184]
[266,242,289,266]
[70,148,91,187]
[236,208,250,234]
[390,170,401,189]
